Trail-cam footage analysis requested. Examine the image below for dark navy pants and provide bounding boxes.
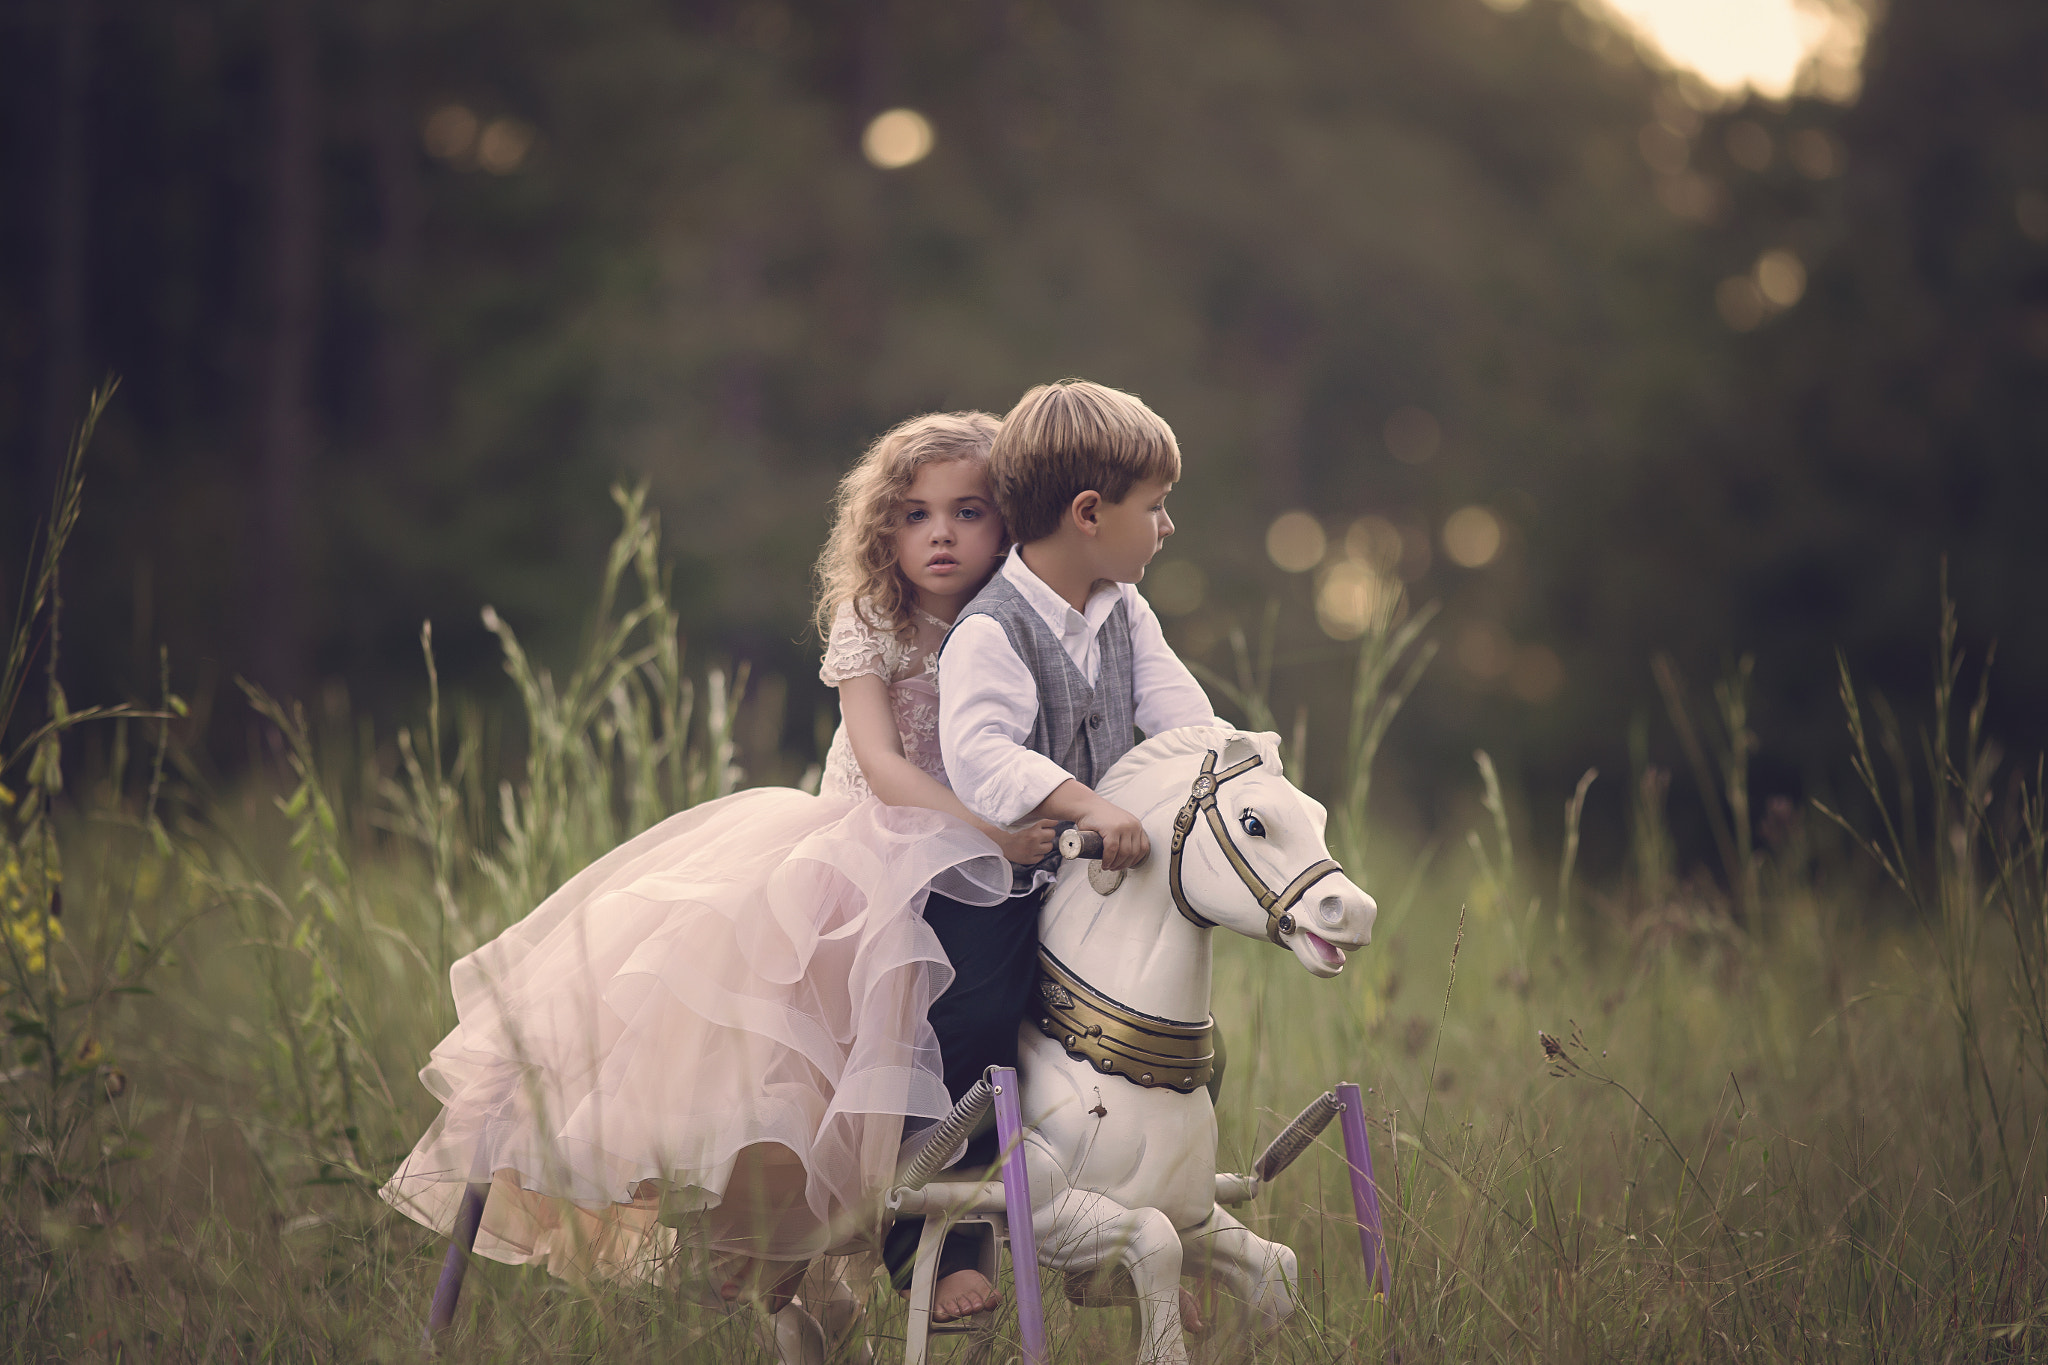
[882,882,1044,1285]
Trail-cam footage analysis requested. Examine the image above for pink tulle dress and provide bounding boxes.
[378,602,1008,1280]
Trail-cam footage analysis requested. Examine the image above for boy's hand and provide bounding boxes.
[996,819,1060,867]
[1079,799,1150,872]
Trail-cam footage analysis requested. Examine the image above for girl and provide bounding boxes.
[380,412,1055,1317]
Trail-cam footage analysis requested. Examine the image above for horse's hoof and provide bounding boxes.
[754,1301,826,1365]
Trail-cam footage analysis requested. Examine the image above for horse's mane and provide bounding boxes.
[1095,725,1284,803]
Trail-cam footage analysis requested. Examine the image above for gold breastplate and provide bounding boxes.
[1034,948,1215,1092]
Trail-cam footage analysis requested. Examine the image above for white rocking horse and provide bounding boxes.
[1012,724,1377,1363]
[425,726,1377,1364]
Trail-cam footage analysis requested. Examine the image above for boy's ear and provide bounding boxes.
[1068,490,1102,535]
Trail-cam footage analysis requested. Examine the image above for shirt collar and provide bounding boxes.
[1003,546,1121,640]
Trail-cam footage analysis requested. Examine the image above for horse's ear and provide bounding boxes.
[1221,732,1278,771]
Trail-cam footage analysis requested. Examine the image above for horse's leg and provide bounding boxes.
[801,1257,873,1365]
[1178,1203,1296,1361]
[1036,1188,1189,1365]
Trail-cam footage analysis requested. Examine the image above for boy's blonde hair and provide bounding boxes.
[813,410,1003,640]
[987,380,1182,544]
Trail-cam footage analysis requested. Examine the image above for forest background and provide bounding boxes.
[2,0,2045,893]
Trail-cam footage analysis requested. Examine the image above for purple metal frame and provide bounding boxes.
[1335,1081,1391,1297]
[424,1180,491,1341]
[988,1066,1047,1365]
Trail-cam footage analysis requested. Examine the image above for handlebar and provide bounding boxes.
[1053,822,1106,862]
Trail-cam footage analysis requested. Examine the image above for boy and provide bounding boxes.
[884,379,1217,1318]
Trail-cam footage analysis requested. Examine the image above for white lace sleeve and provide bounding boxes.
[819,600,896,685]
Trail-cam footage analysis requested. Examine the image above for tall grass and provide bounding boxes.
[3,437,2044,1360]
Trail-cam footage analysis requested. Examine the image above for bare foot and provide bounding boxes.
[901,1268,1001,1323]
[1179,1286,1209,1337]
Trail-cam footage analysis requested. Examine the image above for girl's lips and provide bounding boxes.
[926,557,958,571]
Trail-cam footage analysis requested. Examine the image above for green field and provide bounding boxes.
[5,482,2045,1362]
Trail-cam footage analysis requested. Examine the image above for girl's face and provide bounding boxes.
[892,458,1004,619]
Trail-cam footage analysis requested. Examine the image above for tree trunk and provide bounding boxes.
[255,0,320,700]
[38,0,93,504]
[368,0,423,461]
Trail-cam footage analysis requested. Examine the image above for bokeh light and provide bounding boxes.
[1719,249,1806,329]
[1145,559,1207,616]
[1755,249,1806,308]
[1344,516,1404,574]
[862,109,935,169]
[1787,128,1843,180]
[1383,407,1442,465]
[477,118,534,174]
[1316,561,1393,640]
[1266,511,1326,573]
[1442,506,1503,569]
[422,104,479,160]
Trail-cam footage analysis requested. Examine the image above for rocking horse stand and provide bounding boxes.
[421,1065,1049,1365]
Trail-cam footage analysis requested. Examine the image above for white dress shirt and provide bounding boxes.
[939,547,1218,826]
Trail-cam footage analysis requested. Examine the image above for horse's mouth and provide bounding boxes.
[1299,929,1347,972]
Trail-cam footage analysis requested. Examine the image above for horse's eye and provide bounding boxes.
[1239,810,1266,838]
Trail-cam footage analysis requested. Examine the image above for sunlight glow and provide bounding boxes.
[1588,0,1865,101]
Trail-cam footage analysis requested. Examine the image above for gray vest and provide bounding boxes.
[949,566,1137,791]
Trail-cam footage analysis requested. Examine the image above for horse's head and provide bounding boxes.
[1098,727,1377,978]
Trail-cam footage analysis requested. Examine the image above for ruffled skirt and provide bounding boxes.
[378,788,1010,1281]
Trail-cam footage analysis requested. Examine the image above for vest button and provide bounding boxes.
[1088,714,1102,729]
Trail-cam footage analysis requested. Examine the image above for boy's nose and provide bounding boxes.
[1159,511,1175,537]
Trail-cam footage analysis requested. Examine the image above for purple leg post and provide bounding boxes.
[1335,1082,1392,1298]
[424,1181,491,1342]
[989,1066,1047,1365]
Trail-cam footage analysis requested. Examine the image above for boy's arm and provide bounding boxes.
[1020,779,1150,871]
[937,615,1076,825]
[940,615,1152,872]
[1128,587,1224,735]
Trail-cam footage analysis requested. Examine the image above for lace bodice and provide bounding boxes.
[817,600,947,804]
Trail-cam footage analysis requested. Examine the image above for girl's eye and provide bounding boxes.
[958,507,980,520]
[905,509,927,523]
[1239,811,1266,838]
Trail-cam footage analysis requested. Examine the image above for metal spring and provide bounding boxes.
[895,1076,995,1192]
[1254,1089,1343,1184]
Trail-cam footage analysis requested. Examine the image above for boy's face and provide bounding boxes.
[1089,477,1176,583]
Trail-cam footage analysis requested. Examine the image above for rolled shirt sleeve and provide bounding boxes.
[938,616,1078,826]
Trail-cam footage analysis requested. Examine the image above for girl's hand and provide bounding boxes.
[996,819,1060,867]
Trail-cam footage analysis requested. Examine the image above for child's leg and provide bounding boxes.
[883,884,1044,1306]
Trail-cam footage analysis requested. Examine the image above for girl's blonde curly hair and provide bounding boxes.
[813,410,1004,642]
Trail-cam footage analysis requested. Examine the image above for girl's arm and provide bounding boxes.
[838,673,1057,866]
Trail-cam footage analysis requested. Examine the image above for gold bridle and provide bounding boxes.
[1168,749,1345,947]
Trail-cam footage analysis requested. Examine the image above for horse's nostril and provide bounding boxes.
[1317,894,1346,927]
